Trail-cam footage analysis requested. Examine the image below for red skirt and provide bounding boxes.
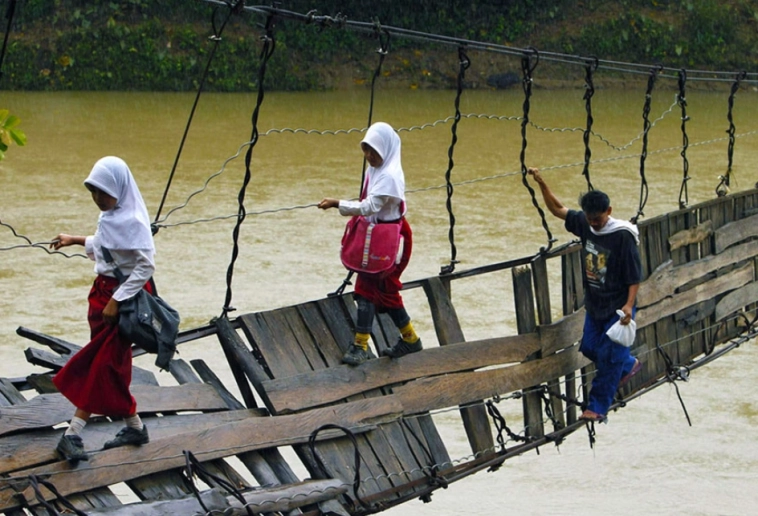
[52,275,151,417]
[355,217,412,310]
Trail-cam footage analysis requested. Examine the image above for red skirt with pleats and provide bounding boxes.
[53,274,151,417]
[355,217,413,310]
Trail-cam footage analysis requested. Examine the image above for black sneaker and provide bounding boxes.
[383,338,423,358]
[104,425,149,449]
[342,345,375,366]
[56,434,89,463]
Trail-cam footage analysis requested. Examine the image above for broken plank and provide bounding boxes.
[668,220,713,251]
[715,281,758,321]
[538,309,585,356]
[715,213,758,253]
[0,383,229,436]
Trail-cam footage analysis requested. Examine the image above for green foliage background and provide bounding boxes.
[1,0,756,91]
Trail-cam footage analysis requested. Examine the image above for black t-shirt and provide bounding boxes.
[565,210,642,320]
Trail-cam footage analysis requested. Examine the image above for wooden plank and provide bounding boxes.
[392,344,591,415]
[715,213,758,253]
[637,239,758,308]
[513,266,543,440]
[215,317,271,410]
[297,301,346,367]
[715,281,758,321]
[0,383,229,436]
[86,489,230,515]
[637,263,754,328]
[422,276,494,456]
[0,397,402,512]
[261,333,540,413]
[0,410,264,475]
[668,219,713,251]
[538,309,585,356]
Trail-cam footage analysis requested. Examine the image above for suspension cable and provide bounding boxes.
[677,68,690,209]
[518,49,555,253]
[581,57,598,192]
[716,70,747,196]
[221,14,275,317]
[440,46,470,275]
[153,0,243,233]
[631,65,661,224]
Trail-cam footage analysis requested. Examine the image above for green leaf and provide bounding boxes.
[10,128,27,146]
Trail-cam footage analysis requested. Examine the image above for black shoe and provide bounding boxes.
[56,434,89,463]
[342,345,375,366]
[104,425,149,449]
[383,338,423,358]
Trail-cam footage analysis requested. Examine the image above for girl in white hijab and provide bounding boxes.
[50,156,155,463]
[319,122,422,366]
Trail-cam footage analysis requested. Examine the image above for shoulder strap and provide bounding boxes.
[100,246,127,284]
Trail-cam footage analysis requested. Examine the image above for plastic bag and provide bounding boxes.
[606,309,636,347]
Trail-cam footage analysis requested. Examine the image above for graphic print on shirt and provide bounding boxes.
[584,240,609,289]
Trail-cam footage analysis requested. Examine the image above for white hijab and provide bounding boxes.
[361,122,406,212]
[590,216,640,245]
[85,156,155,251]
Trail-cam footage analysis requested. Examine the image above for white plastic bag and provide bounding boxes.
[606,309,636,347]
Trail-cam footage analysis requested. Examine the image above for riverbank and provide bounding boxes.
[1,0,756,92]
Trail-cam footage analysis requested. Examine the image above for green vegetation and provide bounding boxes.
[0,110,27,160]
[1,0,756,91]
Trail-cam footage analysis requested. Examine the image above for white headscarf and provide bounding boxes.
[85,156,155,251]
[361,122,406,212]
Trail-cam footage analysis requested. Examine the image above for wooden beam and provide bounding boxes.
[261,333,540,413]
[668,220,713,251]
[392,345,590,415]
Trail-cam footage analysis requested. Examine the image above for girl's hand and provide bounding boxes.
[50,234,84,249]
[103,298,120,325]
[318,198,339,210]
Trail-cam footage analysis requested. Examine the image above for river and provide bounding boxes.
[1,87,757,515]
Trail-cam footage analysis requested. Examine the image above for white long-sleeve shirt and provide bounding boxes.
[85,236,155,302]
[338,194,403,222]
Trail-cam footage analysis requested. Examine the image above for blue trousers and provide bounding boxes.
[580,309,637,416]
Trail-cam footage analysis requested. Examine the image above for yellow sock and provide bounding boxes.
[354,332,370,351]
[399,322,419,343]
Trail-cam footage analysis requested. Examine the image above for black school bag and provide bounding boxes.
[102,247,179,370]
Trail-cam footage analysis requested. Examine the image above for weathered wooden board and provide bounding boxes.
[715,281,758,321]
[668,220,713,251]
[714,213,758,253]
[0,397,401,512]
[538,309,585,356]
[0,383,229,436]
[392,345,591,415]
[261,332,540,413]
[636,263,754,328]
[637,239,758,308]
[0,410,264,475]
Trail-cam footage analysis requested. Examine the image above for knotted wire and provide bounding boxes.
[153,0,243,234]
[518,48,555,253]
[581,57,598,192]
[631,65,661,224]
[221,14,275,317]
[440,46,470,275]
[677,68,690,209]
[716,70,747,196]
